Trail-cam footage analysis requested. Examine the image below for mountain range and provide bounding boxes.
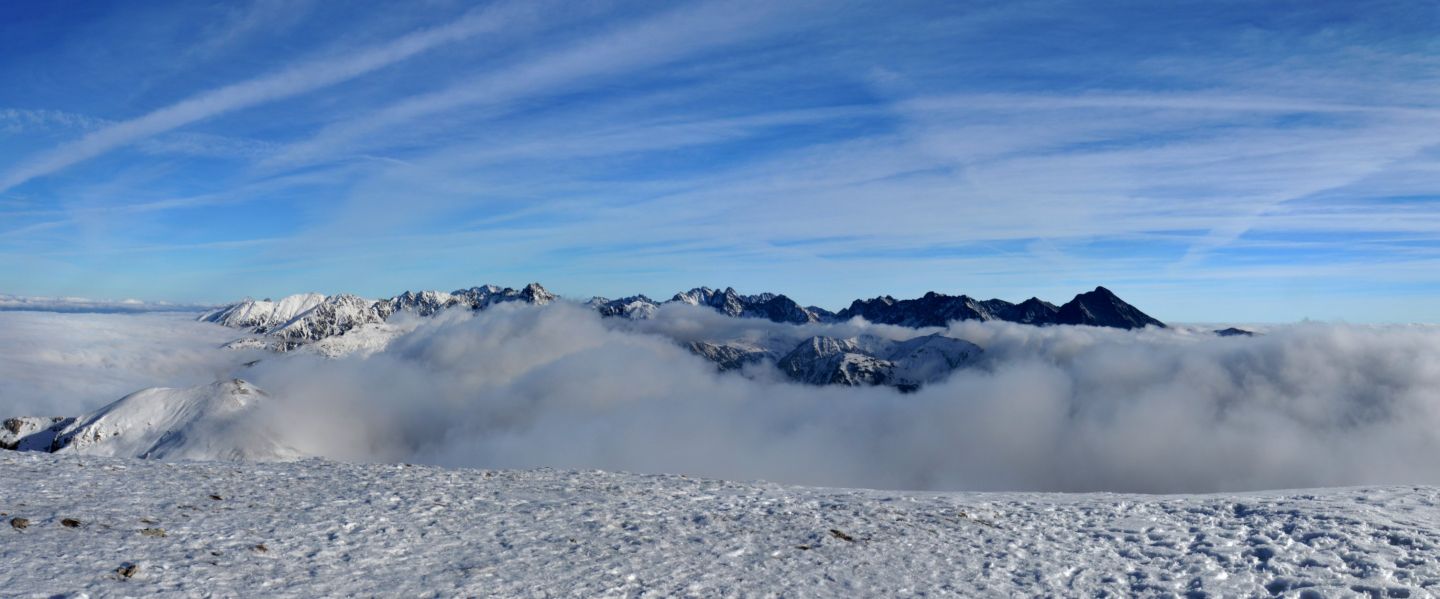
[4,283,1163,461]
[196,282,1162,388]
[201,283,1163,354]
[594,285,1163,329]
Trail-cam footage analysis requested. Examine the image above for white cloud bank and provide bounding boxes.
[5,306,1440,494]
[0,312,248,416]
[0,294,215,313]
[244,304,1440,493]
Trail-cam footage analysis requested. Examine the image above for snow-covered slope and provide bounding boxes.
[775,333,983,389]
[376,283,556,319]
[670,286,826,324]
[7,380,296,461]
[205,283,556,354]
[1,453,1436,597]
[299,321,405,358]
[198,293,327,332]
[587,295,660,319]
[266,294,385,351]
[686,339,778,371]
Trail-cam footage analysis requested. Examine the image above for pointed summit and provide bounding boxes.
[1055,287,1164,329]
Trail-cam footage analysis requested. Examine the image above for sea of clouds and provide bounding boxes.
[4,304,1440,493]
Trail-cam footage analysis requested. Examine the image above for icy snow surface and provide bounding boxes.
[2,452,1438,597]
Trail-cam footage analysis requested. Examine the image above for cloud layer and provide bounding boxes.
[0,294,215,313]
[0,312,248,416]
[234,305,1440,493]
[5,308,1440,494]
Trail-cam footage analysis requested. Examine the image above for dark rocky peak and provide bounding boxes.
[835,292,1013,328]
[1054,287,1165,330]
[520,282,557,304]
[999,297,1060,325]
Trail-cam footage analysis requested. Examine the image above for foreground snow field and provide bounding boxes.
[2,453,1438,597]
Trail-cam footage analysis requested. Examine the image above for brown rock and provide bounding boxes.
[9,517,29,530]
[116,563,139,579]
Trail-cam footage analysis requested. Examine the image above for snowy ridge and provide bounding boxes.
[205,283,555,353]
[5,380,297,461]
[668,287,826,324]
[266,294,385,351]
[587,295,660,319]
[777,333,983,389]
[198,293,326,332]
[202,283,1164,356]
[683,332,984,390]
[1,453,1437,597]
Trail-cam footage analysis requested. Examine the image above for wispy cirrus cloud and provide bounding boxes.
[0,0,542,194]
[261,0,825,170]
[2,1,1439,321]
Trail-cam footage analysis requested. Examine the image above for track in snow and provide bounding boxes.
[1,452,1437,597]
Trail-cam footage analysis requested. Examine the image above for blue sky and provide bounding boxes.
[1,0,1438,322]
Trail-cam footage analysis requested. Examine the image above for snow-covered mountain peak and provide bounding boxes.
[199,293,327,332]
[521,282,557,304]
[773,333,983,390]
[666,286,826,324]
[267,294,385,351]
[589,295,660,319]
[202,282,1164,357]
[4,379,298,461]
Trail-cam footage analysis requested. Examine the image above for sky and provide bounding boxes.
[1,0,1438,322]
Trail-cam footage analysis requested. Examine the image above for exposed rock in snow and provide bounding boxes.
[777,333,982,389]
[206,283,557,354]
[779,336,895,387]
[4,380,297,461]
[375,289,456,318]
[588,295,660,319]
[686,340,777,372]
[0,417,73,451]
[884,333,987,385]
[267,294,385,351]
[377,283,555,319]
[220,337,274,351]
[670,287,826,324]
[299,322,405,358]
